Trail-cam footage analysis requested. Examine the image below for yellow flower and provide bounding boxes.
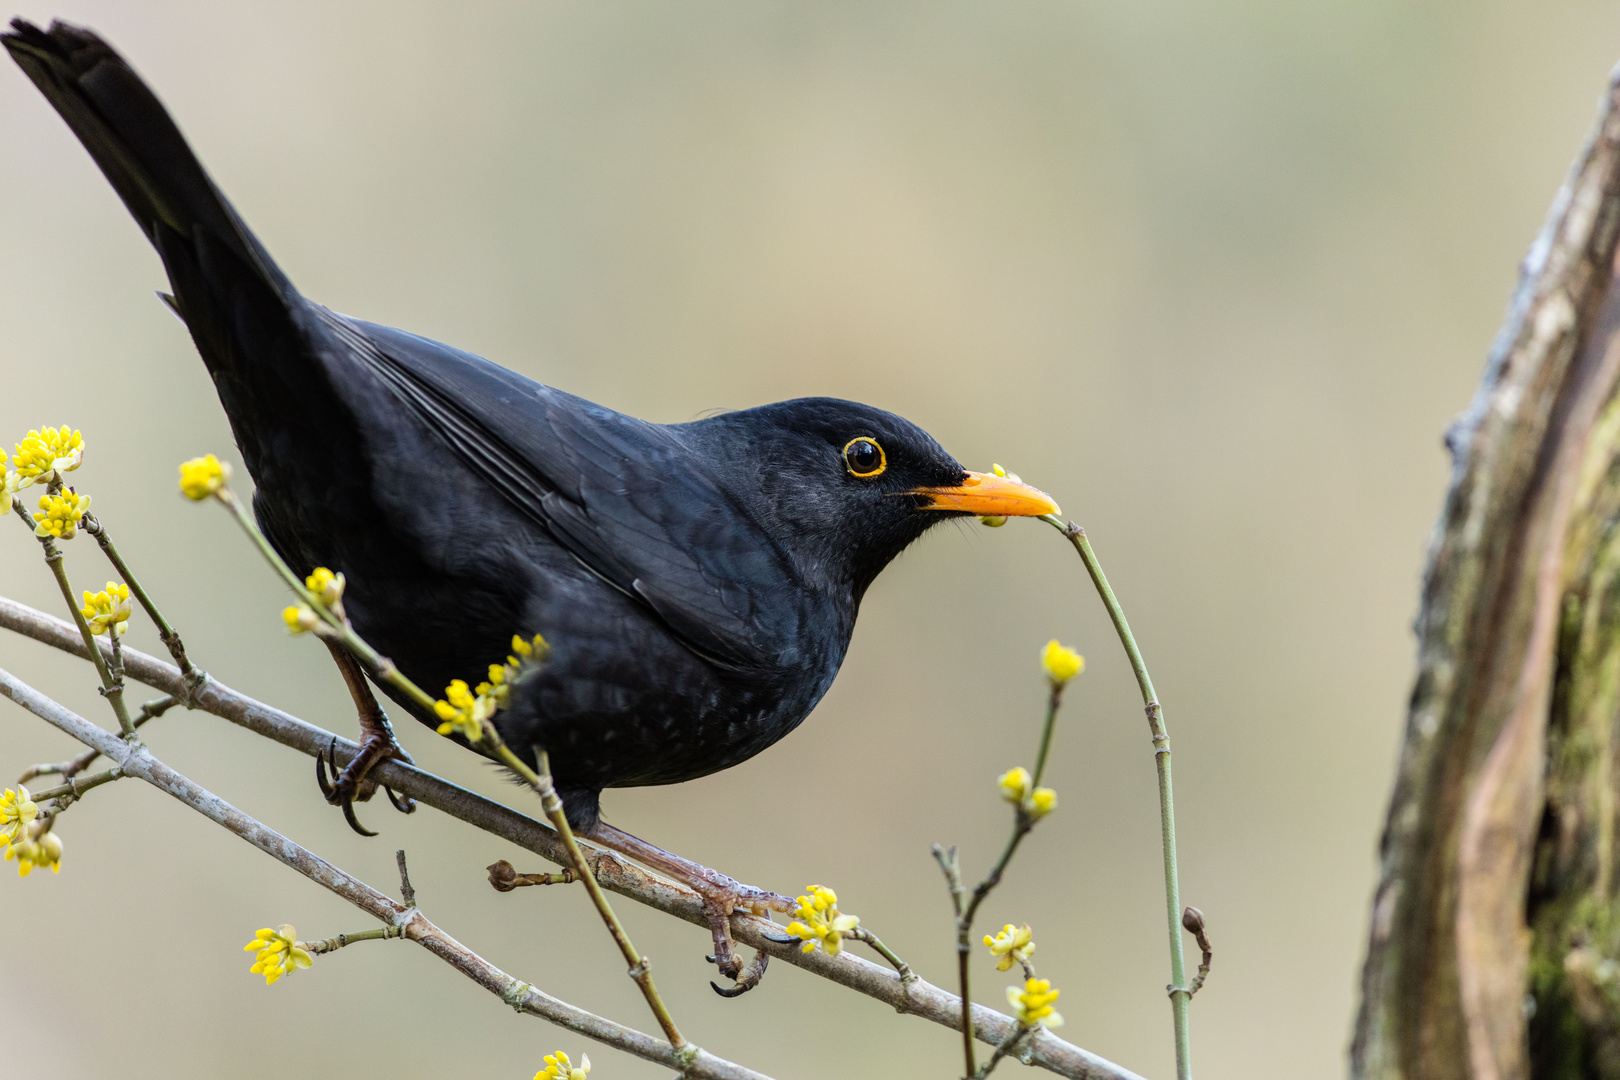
[81,581,133,636]
[3,464,21,508]
[508,633,549,665]
[434,633,549,739]
[1007,976,1063,1028]
[283,605,318,634]
[177,453,229,500]
[784,884,860,957]
[305,567,345,607]
[5,829,62,877]
[0,787,38,845]
[983,923,1036,972]
[998,766,1032,805]
[1041,640,1084,685]
[243,925,314,985]
[32,489,90,539]
[534,1050,591,1080]
[434,678,496,740]
[12,425,83,489]
[1029,788,1058,819]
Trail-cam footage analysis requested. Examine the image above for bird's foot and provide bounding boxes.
[580,819,793,997]
[692,873,795,997]
[315,730,416,837]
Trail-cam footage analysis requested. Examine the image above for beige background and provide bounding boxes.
[2,2,1615,1077]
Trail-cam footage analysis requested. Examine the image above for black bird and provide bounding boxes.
[4,19,1059,991]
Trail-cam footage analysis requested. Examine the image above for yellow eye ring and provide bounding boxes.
[843,436,886,479]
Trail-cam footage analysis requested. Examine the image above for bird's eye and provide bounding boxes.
[843,437,886,479]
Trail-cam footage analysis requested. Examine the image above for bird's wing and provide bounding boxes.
[319,312,802,671]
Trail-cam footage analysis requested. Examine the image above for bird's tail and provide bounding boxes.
[3,19,296,304]
[3,17,337,474]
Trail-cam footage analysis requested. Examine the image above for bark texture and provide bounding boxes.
[1352,65,1620,1080]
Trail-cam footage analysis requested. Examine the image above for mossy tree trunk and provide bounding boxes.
[1351,63,1620,1080]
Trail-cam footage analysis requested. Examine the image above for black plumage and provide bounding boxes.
[5,18,1059,989]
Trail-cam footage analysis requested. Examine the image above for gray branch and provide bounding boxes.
[0,594,1143,1080]
[0,663,768,1080]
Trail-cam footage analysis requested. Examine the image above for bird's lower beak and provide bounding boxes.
[909,471,1061,518]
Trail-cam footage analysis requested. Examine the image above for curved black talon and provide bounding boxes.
[316,738,379,837]
[385,785,415,814]
[340,794,378,837]
[761,931,799,945]
[315,738,339,799]
[709,950,769,998]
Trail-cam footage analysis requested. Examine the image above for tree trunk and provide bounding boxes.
[1352,65,1620,1080]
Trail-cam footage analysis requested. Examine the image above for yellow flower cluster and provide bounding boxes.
[5,828,63,876]
[785,884,860,956]
[12,425,83,489]
[81,581,133,636]
[434,678,498,741]
[996,766,1058,820]
[984,923,1036,972]
[244,925,314,985]
[1041,639,1084,685]
[282,567,350,634]
[0,787,38,845]
[534,1050,590,1080]
[178,453,229,500]
[306,566,345,606]
[32,489,90,539]
[1007,976,1063,1029]
[434,634,548,741]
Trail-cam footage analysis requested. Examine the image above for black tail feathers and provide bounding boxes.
[3,18,296,305]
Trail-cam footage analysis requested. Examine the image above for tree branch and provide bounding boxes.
[0,664,769,1080]
[0,593,1144,1080]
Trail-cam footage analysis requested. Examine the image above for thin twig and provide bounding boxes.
[0,595,1146,1080]
[0,666,770,1080]
[303,925,405,954]
[82,512,199,684]
[1045,514,1191,1080]
[15,500,135,739]
[535,750,689,1055]
[397,849,417,908]
[19,694,175,784]
[1182,907,1212,997]
[488,859,578,891]
[846,926,916,984]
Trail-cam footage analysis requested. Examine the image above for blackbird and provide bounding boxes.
[5,19,1060,992]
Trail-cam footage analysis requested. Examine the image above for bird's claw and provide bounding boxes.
[708,949,769,998]
[697,883,795,997]
[314,734,415,838]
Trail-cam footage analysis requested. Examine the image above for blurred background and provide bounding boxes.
[2,2,1615,1077]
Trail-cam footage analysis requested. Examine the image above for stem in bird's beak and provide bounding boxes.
[909,472,1061,518]
[1041,512,1194,1080]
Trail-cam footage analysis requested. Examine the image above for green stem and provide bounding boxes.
[217,488,440,714]
[303,925,404,954]
[1045,514,1190,1080]
[25,764,124,804]
[83,513,198,678]
[23,504,136,740]
[536,749,687,1051]
[1031,682,1064,789]
[849,926,915,983]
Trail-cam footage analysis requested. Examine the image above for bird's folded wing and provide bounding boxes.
[318,311,800,671]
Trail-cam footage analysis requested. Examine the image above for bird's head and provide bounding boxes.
[682,397,1059,597]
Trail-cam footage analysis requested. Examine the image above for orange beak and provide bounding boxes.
[909,471,1061,518]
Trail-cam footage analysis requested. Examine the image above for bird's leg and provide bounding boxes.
[314,640,416,836]
[582,820,795,997]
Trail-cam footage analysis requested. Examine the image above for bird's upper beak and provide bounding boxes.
[909,471,1061,518]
